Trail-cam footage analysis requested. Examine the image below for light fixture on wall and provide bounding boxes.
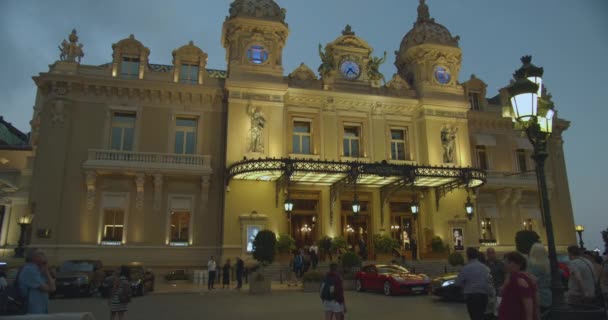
[284,195,294,213]
[14,214,34,258]
[351,164,361,214]
[410,198,420,220]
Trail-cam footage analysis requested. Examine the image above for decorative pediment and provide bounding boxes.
[288,63,317,81]
[330,25,372,52]
[112,34,150,59]
[385,73,411,91]
[172,41,208,66]
[463,74,487,90]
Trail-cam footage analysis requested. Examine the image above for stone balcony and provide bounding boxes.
[83,149,212,175]
[483,170,552,190]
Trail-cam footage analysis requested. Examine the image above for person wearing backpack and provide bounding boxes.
[17,249,55,314]
[320,263,346,320]
[109,266,131,320]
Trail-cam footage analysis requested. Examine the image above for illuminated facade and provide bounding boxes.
[0,0,576,266]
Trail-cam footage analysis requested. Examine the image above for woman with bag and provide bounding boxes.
[110,266,131,320]
[498,252,539,320]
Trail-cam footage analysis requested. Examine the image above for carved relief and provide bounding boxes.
[153,174,163,211]
[288,63,317,88]
[497,188,512,207]
[440,126,458,163]
[50,99,66,128]
[85,171,96,213]
[201,175,211,205]
[385,73,412,96]
[248,105,265,153]
[135,173,145,210]
[58,29,84,63]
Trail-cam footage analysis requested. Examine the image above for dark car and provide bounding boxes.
[431,272,464,302]
[101,265,154,298]
[54,260,105,297]
[355,264,431,296]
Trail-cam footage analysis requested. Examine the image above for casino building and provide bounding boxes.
[0,0,576,266]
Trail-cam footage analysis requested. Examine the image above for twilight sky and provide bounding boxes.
[1,0,607,250]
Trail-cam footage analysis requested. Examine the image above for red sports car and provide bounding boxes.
[355,264,431,296]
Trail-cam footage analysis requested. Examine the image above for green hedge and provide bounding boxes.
[253,230,277,265]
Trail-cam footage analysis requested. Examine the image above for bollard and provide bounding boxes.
[444,265,447,274]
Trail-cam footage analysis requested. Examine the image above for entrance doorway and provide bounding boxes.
[390,202,417,259]
[291,214,316,248]
[341,199,371,258]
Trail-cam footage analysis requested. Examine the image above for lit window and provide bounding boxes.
[247,45,268,64]
[468,92,481,110]
[390,128,407,160]
[343,126,361,157]
[292,121,312,154]
[174,117,197,154]
[476,145,489,170]
[516,149,527,173]
[103,209,124,242]
[110,112,136,151]
[179,63,199,84]
[120,56,140,79]
[170,211,190,242]
[481,218,494,240]
[523,218,534,231]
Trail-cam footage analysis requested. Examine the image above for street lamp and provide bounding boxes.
[283,196,294,213]
[352,194,361,214]
[503,55,569,316]
[575,225,585,249]
[14,214,34,258]
[410,198,419,220]
[464,196,474,221]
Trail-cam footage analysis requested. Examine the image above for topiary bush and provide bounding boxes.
[319,236,333,260]
[341,251,362,274]
[515,230,540,255]
[331,236,348,253]
[276,234,296,254]
[253,229,277,265]
[431,236,446,253]
[373,234,400,254]
[448,252,465,266]
[302,270,324,283]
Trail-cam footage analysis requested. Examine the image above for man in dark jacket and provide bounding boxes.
[322,263,346,320]
[235,257,244,289]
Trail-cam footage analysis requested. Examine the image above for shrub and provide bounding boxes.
[302,270,324,282]
[319,236,332,252]
[276,234,296,254]
[431,236,446,253]
[448,252,465,266]
[373,234,400,254]
[341,251,362,274]
[253,229,277,265]
[331,236,348,253]
[515,230,540,255]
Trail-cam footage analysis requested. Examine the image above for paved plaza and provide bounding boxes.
[49,289,467,320]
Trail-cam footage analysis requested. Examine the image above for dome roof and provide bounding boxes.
[399,0,459,52]
[228,0,286,23]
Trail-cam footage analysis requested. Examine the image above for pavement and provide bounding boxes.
[49,283,468,320]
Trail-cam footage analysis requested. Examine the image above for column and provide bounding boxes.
[85,171,96,214]
[153,174,163,211]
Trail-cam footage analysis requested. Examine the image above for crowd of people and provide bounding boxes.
[456,245,608,320]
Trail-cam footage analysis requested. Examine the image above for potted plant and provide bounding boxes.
[340,251,361,290]
[331,236,348,257]
[319,236,333,261]
[302,270,324,292]
[448,252,465,267]
[276,234,296,264]
[373,234,399,262]
[250,229,276,294]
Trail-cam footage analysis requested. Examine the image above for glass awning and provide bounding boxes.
[227,158,486,189]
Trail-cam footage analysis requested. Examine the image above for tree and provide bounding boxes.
[252,230,277,265]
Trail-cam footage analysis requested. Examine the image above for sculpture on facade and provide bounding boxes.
[58,29,84,63]
[248,105,265,153]
[318,44,334,78]
[367,51,387,82]
[441,126,458,163]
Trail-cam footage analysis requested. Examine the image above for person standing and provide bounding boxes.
[486,248,505,293]
[498,251,539,320]
[18,249,55,314]
[455,247,491,320]
[321,263,346,320]
[310,242,319,270]
[528,243,552,315]
[566,246,596,305]
[109,266,131,320]
[221,259,231,289]
[207,256,217,290]
[411,238,418,261]
[235,257,244,290]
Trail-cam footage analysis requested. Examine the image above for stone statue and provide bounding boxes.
[441,126,458,163]
[248,105,265,153]
[58,29,84,63]
[318,43,334,78]
[417,0,432,23]
[342,24,355,36]
[367,51,387,82]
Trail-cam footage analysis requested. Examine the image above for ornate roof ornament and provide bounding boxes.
[398,0,460,52]
[416,0,433,23]
[289,63,318,81]
[228,0,286,23]
[342,24,355,36]
[385,73,411,91]
[58,29,84,63]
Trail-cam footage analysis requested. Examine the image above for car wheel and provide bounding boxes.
[383,281,392,296]
[355,279,364,292]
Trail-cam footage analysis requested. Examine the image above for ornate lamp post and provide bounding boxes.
[14,214,34,258]
[464,194,474,221]
[503,56,573,316]
[410,198,420,220]
[575,225,585,249]
[283,196,294,213]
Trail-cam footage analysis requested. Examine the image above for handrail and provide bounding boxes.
[87,149,211,168]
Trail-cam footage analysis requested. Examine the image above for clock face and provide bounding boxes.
[340,60,361,80]
[434,66,451,85]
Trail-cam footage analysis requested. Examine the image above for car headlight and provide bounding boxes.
[76,276,89,284]
[131,279,142,286]
[441,279,455,287]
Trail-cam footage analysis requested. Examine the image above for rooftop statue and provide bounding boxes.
[342,24,355,36]
[318,44,334,78]
[368,51,387,82]
[58,29,84,63]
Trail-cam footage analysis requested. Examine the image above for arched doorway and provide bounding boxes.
[289,193,320,249]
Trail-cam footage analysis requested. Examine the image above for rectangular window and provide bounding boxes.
[468,92,480,110]
[110,112,136,151]
[170,211,190,242]
[523,218,534,231]
[102,209,124,242]
[120,56,140,79]
[179,63,199,84]
[343,126,361,157]
[390,128,407,160]
[292,121,312,154]
[516,149,527,173]
[481,218,494,240]
[174,117,198,154]
[476,145,489,170]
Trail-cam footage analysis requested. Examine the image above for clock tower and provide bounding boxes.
[394,0,462,97]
